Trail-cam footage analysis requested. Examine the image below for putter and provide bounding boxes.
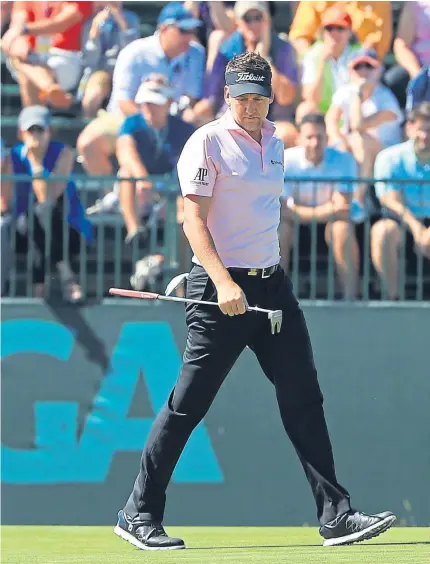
[165,272,189,296]
[109,288,283,334]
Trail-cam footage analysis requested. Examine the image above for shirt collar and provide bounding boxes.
[150,32,166,59]
[152,30,188,66]
[300,147,326,169]
[330,44,351,66]
[220,109,276,137]
[407,139,430,170]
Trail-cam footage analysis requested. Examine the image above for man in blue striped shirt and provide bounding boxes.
[107,3,205,115]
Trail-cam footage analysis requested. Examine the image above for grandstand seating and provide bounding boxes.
[1,1,428,300]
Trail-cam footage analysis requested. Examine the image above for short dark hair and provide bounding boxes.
[407,101,430,122]
[225,51,272,81]
[298,112,326,130]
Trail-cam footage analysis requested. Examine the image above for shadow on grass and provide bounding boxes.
[357,542,430,547]
[187,541,430,551]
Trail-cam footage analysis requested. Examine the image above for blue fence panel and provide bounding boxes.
[1,174,429,301]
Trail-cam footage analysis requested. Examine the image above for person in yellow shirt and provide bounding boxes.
[289,1,392,61]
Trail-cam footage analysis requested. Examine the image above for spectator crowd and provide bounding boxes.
[1,0,430,302]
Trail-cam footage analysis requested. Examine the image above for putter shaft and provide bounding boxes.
[157,294,273,314]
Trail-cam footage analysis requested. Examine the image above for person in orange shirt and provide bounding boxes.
[289,1,392,62]
[1,1,93,108]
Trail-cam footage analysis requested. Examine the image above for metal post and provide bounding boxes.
[26,191,35,297]
[96,185,105,300]
[326,182,335,301]
[79,179,88,298]
[291,183,300,296]
[362,215,371,302]
[309,181,317,300]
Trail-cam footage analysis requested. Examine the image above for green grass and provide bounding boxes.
[2,526,429,564]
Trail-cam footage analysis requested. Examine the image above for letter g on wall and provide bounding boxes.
[1,320,78,483]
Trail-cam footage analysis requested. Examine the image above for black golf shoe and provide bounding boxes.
[320,509,396,546]
[114,510,185,550]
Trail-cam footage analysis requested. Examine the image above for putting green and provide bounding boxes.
[3,526,430,564]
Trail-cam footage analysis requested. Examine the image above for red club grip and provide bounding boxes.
[109,288,159,300]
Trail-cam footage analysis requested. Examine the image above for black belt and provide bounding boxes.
[228,264,279,279]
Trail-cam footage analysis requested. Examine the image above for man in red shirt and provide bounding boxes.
[1,1,93,107]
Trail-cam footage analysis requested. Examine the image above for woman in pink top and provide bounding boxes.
[114,52,396,552]
[385,0,430,107]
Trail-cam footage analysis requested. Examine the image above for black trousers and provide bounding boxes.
[125,265,351,525]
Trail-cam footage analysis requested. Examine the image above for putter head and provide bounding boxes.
[165,272,189,296]
[268,310,283,335]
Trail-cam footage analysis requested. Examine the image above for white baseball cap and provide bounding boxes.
[18,105,51,131]
[135,79,175,106]
[234,1,269,20]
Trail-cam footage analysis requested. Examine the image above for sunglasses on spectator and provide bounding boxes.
[177,26,198,35]
[27,125,47,134]
[324,25,348,32]
[243,12,264,23]
[353,62,375,71]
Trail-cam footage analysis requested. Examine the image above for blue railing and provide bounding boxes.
[1,174,429,301]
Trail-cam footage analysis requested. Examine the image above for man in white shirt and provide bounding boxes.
[326,48,403,208]
[282,113,359,298]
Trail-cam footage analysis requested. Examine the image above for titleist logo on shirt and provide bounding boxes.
[236,73,265,82]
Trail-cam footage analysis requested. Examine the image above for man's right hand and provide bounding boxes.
[136,179,153,193]
[135,179,153,208]
[27,144,46,165]
[322,40,336,62]
[109,6,128,31]
[89,8,111,40]
[216,279,248,316]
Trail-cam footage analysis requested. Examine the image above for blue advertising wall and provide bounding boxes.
[2,301,429,526]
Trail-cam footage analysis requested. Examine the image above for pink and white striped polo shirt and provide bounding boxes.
[177,110,284,268]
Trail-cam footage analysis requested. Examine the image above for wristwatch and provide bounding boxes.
[21,24,29,35]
